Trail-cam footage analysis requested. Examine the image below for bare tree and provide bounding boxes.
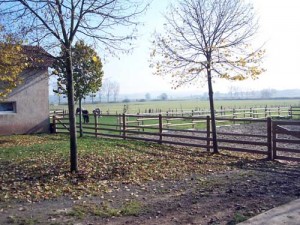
[101,80,119,102]
[101,80,112,102]
[145,93,151,100]
[228,86,240,99]
[151,0,265,153]
[111,81,120,102]
[98,87,105,103]
[260,89,275,99]
[0,0,149,172]
[106,84,112,102]
[159,93,168,100]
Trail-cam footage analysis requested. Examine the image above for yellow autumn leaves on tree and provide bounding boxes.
[52,40,104,104]
[0,25,27,99]
[150,38,266,87]
[150,0,266,90]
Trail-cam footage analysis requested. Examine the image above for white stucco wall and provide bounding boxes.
[0,68,49,135]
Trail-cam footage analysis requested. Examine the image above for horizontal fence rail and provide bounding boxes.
[52,106,300,119]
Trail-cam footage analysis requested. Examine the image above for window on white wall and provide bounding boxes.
[0,102,16,113]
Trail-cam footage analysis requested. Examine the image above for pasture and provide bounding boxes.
[50,99,300,115]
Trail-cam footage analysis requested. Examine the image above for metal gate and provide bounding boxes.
[272,120,300,162]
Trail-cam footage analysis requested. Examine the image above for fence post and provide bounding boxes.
[272,121,277,160]
[233,108,236,124]
[94,114,98,138]
[159,114,163,144]
[289,106,293,118]
[265,106,268,118]
[117,115,121,135]
[122,113,126,140]
[52,115,57,133]
[206,116,211,152]
[267,117,272,160]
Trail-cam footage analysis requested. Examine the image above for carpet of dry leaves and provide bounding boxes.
[0,133,299,225]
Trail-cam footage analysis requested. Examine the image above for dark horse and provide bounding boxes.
[93,108,101,118]
[76,107,81,115]
[82,110,89,123]
[76,108,89,123]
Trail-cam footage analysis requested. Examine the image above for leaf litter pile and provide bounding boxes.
[0,134,300,225]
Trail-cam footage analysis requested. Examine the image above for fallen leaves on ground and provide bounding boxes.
[0,134,262,202]
[0,135,51,148]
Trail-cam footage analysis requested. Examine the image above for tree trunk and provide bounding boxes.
[207,68,219,154]
[65,49,78,172]
[79,98,83,137]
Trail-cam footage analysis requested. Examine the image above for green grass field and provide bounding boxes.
[50,99,300,115]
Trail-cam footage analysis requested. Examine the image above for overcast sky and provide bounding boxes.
[63,0,300,96]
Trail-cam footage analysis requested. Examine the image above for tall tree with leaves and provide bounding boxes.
[53,40,104,137]
[150,0,265,153]
[0,25,27,99]
[0,0,149,172]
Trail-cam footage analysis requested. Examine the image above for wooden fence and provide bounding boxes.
[51,112,300,162]
[141,106,293,119]
[49,109,66,119]
[273,120,300,162]
[52,105,297,118]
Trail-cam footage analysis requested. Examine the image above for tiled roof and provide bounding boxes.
[22,45,54,68]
